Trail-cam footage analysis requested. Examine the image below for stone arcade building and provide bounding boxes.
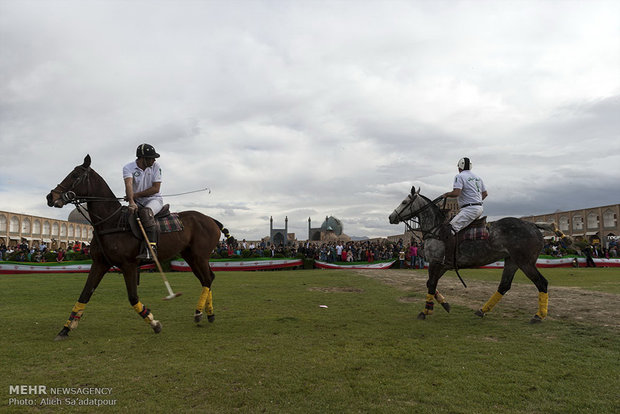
[0,209,93,250]
[521,203,619,247]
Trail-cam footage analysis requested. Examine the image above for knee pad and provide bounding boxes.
[138,208,156,227]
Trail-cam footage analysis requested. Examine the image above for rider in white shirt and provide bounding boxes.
[440,157,488,264]
[123,143,164,261]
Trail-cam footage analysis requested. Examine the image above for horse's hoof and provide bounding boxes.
[529,315,543,324]
[441,302,451,313]
[417,312,426,320]
[194,311,203,324]
[54,327,70,341]
[207,314,215,323]
[152,320,162,333]
[474,309,485,318]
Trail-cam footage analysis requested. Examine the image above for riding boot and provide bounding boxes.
[136,208,159,262]
[137,227,158,261]
[440,224,457,266]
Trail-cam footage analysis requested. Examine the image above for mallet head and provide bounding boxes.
[163,292,183,300]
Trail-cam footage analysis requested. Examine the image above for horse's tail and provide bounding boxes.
[213,219,236,246]
[535,222,573,246]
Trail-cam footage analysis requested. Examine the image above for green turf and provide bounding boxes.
[440,267,620,294]
[0,269,618,413]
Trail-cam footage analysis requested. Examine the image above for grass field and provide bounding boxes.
[440,267,620,294]
[1,268,618,413]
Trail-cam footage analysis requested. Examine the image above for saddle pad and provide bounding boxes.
[158,213,184,233]
[460,226,489,242]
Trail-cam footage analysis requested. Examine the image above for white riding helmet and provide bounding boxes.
[457,157,472,170]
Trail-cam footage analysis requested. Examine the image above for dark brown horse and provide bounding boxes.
[389,187,570,323]
[47,155,234,340]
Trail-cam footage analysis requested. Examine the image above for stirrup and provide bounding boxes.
[137,243,157,261]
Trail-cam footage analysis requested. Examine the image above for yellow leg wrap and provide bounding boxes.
[423,293,434,315]
[205,288,214,316]
[481,291,503,313]
[64,302,87,330]
[536,292,549,319]
[434,291,446,304]
[133,301,155,325]
[196,287,210,313]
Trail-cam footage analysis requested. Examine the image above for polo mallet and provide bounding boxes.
[136,216,182,300]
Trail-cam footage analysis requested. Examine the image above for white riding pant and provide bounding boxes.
[449,205,483,233]
[139,198,163,216]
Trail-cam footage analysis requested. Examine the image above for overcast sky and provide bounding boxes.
[1,0,619,240]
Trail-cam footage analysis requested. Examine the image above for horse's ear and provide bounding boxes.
[411,186,416,196]
[82,154,91,168]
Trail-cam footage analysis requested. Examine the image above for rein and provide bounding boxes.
[52,167,208,225]
[394,192,467,287]
[57,186,212,203]
[52,165,119,268]
[394,194,446,240]
[52,166,123,229]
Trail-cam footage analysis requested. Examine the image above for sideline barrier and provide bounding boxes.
[1,257,618,274]
[0,259,302,273]
[480,257,620,268]
[0,261,154,274]
[315,260,396,270]
[171,259,303,271]
[414,258,620,269]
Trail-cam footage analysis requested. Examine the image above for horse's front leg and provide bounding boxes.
[54,261,108,341]
[123,266,162,333]
[434,291,450,313]
[418,263,448,320]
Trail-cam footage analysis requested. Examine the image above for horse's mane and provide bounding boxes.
[88,168,120,201]
[417,193,447,225]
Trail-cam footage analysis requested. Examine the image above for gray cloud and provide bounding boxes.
[1,0,619,240]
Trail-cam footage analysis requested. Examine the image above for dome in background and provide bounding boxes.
[68,207,90,225]
[320,216,343,236]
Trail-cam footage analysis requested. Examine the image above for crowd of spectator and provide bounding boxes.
[2,236,617,267]
[212,237,427,268]
[0,240,90,262]
[543,239,618,259]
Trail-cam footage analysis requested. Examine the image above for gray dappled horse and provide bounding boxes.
[47,155,235,340]
[389,187,569,323]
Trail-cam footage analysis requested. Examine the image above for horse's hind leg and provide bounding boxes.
[182,253,215,324]
[520,263,549,323]
[475,258,519,318]
[202,268,216,323]
[54,261,108,341]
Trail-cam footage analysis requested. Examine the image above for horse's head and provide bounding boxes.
[47,155,92,208]
[389,186,422,224]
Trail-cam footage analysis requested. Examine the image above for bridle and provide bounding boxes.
[393,191,468,287]
[50,165,91,204]
[393,193,447,242]
[50,166,122,228]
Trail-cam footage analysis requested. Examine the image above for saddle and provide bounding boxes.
[458,216,489,242]
[125,204,184,239]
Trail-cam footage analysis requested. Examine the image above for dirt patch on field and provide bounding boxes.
[354,269,620,330]
[308,287,365,293]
